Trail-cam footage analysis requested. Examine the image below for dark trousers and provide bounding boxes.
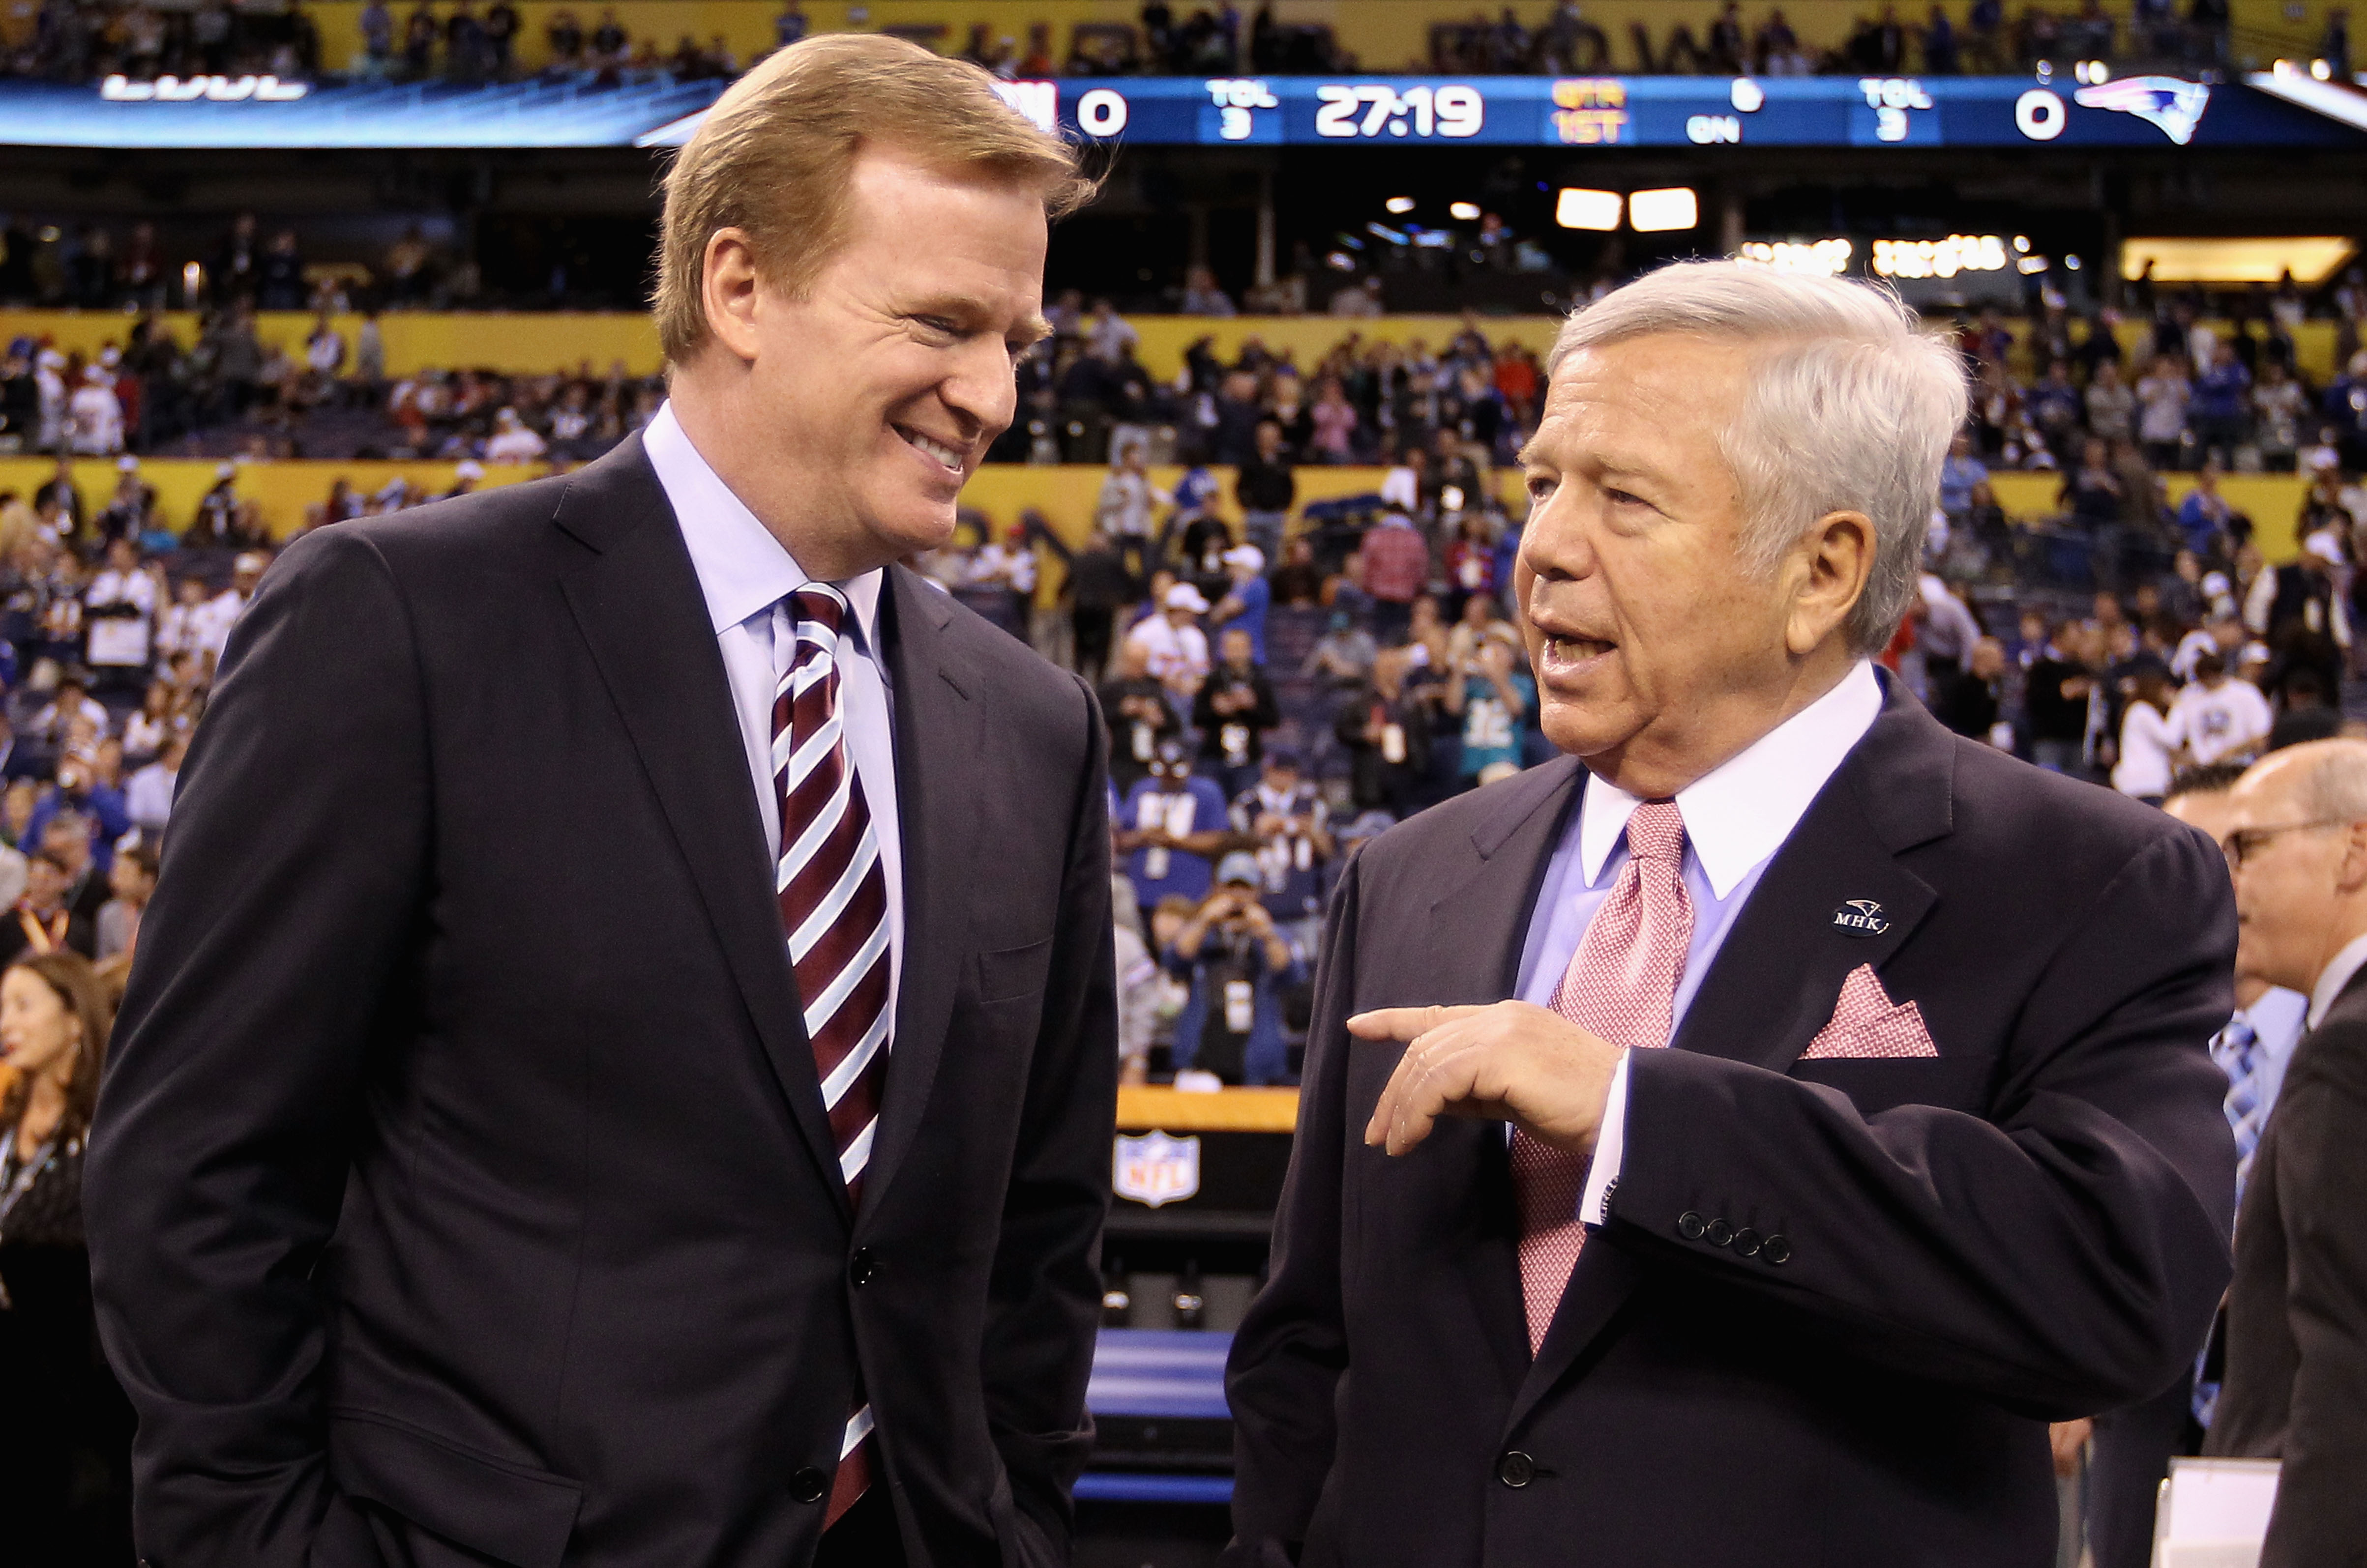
[2087,1367,2199,1568]
[810,1483,908,1568]
[1072,605,1115,684]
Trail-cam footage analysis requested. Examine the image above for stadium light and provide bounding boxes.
[1554,187,1623,231]
[1449,201,1482,221]
[1384,196,1416,214]
[1628,187,1700,232]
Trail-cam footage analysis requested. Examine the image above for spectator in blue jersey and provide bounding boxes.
[2176,459,2239,559]
[2025,360,2085,454]
[1163,853,1304,1088]
[1116,739,1234,916]
[1230,747,1332,960]
[2192,340,2253,468]
[1938,431,1990,522]
[1452,621,1535,788]
[1209,543,1272,665]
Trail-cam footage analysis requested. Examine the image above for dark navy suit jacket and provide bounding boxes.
[1228,685,2237,1568]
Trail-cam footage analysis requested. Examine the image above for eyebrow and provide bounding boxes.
[907,294,1051,347]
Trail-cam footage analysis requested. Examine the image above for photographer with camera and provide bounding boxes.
[1163,853,1303,1088]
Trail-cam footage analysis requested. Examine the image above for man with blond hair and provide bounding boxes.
[1226,261,2237,1567]
[91,33,1114,1568]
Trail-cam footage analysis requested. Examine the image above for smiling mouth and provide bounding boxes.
[1540,633,1616,668]
[894,425,966,475]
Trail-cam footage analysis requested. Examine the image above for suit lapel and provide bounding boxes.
[1509,684,1956,1431]
[1669,687,1952,1073]
[1423,758,1586,1394]
[856,568,981,1224]
[550,439,850,1218]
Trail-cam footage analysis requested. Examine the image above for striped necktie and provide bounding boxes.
[774,582,889,1527]
[2214,1014,2266,1205]
[2194,1011,2266,1427]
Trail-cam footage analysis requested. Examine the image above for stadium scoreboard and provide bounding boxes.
[1045,72,2354,150]
[0,69,2358,150]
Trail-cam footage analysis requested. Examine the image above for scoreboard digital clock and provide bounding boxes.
[1311,82,1487,139]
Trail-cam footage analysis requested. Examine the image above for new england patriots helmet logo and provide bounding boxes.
[2073,76,2211,145]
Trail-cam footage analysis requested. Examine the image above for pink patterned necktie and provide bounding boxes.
[1510,799,1692,1355]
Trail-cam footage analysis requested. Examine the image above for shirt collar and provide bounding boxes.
[1578,660,1885,899]
[642,400,883,652]
[2308,929,2367,1029]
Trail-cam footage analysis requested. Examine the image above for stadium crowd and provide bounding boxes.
[0,0,2266,85]
[1,293,2364,1563]
[15,266,2367,482]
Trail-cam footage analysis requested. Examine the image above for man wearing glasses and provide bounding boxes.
[2203,737,2367,1566]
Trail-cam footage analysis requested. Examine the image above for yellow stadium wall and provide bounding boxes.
[0,458,2307,569]
[281,1,2327,81]
[0,1,2326,67]
[0,309,1570,382]
[2,310,2349,383]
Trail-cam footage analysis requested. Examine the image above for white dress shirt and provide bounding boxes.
[1506,661,1887,1225]
[2307,929,2367,1030]
[643,401,905,1026]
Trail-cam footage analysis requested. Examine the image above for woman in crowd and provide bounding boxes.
[0,950,131,1558]
[2112,665,2186,805]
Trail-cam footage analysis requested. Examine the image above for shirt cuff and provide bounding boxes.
[1579,1050,1633,1228]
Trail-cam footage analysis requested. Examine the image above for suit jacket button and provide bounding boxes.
[1677,1211,1707,1241]
[1732,1227,1761,1257]
[1761,1234,1791,1265]
[1496,1451,1536,1488]
[850,1248,877,1288]
[1705,1218,1733,1247]
[791,1466,830,1504]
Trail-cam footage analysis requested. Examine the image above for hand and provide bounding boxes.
[1351,1002,1623,1158]
[2048,1420,2092,1479]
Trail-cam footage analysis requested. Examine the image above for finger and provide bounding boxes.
[1378,1019,1502,1154]
[1385,1034,1496,1156]
[1346,1004,1485,1042]
[1363,1016,1479,1147]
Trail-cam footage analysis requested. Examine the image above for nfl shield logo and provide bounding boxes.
[1113,1131,1202,1209]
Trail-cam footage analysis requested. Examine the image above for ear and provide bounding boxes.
[698,228,767,366]
[2337,819,2367,896]
[1783,509,1877,657]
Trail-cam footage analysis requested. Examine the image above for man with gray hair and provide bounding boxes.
[1226,261,2237,1567]
[2200,738,2367,1565]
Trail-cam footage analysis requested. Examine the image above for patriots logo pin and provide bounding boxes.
[1832,899,1890,937]
[2073,76,2211,145]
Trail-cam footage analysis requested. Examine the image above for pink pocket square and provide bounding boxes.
[1799,964,1941,1060]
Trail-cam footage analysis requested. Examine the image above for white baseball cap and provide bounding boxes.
[1164,583,1210,613]
[1223,544,1266,574]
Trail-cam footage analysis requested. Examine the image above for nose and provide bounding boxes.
[939,337,1018,448]
[1518,482,1599,587]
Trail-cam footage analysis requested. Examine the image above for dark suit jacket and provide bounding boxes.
[2204,967,2367,1568]
[86,438,1119,1568]
[1227,684,2237,1568]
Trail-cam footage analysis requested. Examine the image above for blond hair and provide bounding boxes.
[653,32,1096,364]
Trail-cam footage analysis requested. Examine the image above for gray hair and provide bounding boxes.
[1547,260,1969,654]
[2288,738,2367,823]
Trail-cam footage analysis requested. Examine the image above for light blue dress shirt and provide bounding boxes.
[642,401,905,1023]
[2240,984,2308,1119]
[1507,661,1888,1222]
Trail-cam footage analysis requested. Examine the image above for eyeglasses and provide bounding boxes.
[2221,816,2359,871]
